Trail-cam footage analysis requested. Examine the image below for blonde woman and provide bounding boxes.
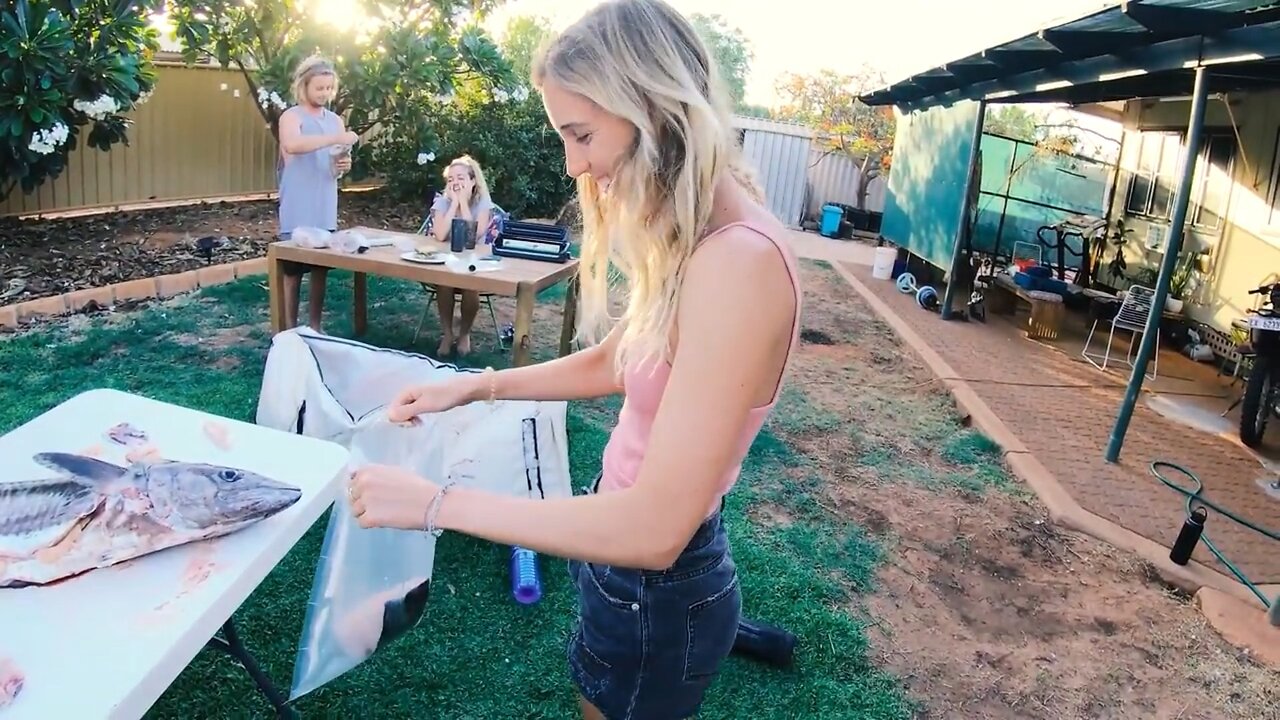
[275,54,359,331]
[429,155,494,357]
[348,1,801,718]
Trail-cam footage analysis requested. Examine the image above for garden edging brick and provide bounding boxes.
[0,256,268,330]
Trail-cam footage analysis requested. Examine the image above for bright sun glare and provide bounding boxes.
[304,0,368,29]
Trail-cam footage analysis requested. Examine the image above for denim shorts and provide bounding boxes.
[566,479,741,719]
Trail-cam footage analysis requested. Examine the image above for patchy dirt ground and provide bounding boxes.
[784,261,1277,720]
[0,189,425,306]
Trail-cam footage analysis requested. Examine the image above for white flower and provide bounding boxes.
[73,94,120,121]
[29,122,69,155]
[134,89,154,107]
[513,86,529,102]
[493,88,510,103]
[256,86,288,111]
[416,151,436,166]
[434,89,455,105]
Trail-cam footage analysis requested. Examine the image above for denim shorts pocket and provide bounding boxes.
[576,563,642,674]
[584,563,639,610]
[683,569,742,681]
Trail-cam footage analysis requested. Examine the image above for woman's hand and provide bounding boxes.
[347,464,439,530]
[386,376,481,424]
[334,155,352,174]
[338,130,359,146]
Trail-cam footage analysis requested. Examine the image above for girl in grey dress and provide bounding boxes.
[276,55,359,331]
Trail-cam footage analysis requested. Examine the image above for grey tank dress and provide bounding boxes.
[277,106,342,239]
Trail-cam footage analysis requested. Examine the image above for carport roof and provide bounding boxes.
[858,1,1280,110]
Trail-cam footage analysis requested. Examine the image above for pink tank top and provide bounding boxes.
[597,219,803,518]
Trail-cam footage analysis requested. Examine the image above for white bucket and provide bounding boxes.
[871,246,896,280]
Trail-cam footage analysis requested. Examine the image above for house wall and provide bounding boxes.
[1109,90,1280,333]
[2,63,279,217]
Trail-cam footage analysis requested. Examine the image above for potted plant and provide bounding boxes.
[1165,251,1197,314]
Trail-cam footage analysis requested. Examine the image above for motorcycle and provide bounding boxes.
[1239,281,1280,447]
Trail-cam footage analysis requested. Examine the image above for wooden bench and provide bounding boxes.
[984,273,1065,340]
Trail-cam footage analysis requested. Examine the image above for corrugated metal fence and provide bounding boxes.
[731,115,888,228]
[735,116,813,227]
[805,149,887,219]
[2,63,279,217]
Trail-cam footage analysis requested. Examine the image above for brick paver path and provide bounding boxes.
[844,262,1280,583]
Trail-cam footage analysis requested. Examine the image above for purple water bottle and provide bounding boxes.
[510,546,542,604]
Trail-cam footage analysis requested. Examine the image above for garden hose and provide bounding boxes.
[1150,461,1280,620]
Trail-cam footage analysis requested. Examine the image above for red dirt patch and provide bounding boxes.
[0,189,425,308]
[789,261,1275,719]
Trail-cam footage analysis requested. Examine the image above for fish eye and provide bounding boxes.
[219,469,241,482]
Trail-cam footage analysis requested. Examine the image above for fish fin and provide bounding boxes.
[32,452,127,485]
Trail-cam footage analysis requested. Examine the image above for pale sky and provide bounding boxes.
[485,0,1114,106]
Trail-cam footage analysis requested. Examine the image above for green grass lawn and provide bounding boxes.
[0,268,914,719]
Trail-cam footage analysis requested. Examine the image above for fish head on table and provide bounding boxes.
[1,453,302,588]
[143,460,303,532]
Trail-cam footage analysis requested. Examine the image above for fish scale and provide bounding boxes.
[0,479,99,558]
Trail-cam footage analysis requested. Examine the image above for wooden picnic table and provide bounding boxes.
[266,226,581,367]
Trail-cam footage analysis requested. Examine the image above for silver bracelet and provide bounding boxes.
[423,481,458,537]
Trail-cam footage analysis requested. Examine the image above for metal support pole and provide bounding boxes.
[1105,66,1209,463]
[941,99,988,320]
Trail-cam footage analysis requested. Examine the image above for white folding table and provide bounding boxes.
[0,389,349,719]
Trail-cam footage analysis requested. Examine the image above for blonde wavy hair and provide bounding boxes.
[291,55,337,107]
[532,0,764,374]
[443,154,493,208]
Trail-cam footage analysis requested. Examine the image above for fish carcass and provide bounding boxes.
[0,452,302,588]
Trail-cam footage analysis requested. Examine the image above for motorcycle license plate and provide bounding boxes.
[1248,315,1280,331]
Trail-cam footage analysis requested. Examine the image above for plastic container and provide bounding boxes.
[820,204,842,238]
[510,546,542,604]
[871,246,896,280]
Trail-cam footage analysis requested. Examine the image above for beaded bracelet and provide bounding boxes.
[483,366,497,404]
[422,480,458,537]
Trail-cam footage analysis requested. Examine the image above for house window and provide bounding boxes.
[1123,130,1236,231]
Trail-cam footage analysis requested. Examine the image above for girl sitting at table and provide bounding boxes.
[429,154,495,357]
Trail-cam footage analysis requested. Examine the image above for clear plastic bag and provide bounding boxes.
[330,229,369,254]
[292,226,332,248]
[259,329,575,700]
[287,427,439,701]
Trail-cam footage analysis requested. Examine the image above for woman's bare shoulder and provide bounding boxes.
[684,223,796,326]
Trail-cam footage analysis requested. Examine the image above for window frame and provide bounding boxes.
[1267,125,1280,230]
[1123,128,1237,232]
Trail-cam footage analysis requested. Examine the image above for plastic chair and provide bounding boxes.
[413,199,509,351]
[1081,284,1160,380]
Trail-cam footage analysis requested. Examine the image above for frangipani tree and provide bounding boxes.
[165,0,519,148]
[0,0,160,201]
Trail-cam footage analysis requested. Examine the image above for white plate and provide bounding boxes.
[401,251,450,265]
